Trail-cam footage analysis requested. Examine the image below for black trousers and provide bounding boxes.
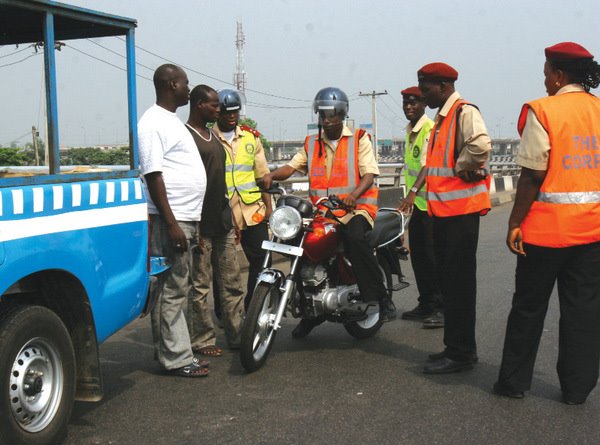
[498,241,600,400]
[433,212,480,360]
[341,215,387,302]
[408,207,442,311]
[240,222,270,309]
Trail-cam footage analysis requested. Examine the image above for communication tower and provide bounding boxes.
[234,22,247,116]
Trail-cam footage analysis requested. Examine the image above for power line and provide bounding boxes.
[379,96,401,118]
[0,44,33,59]
[85,38,155,72]
[114,36,312,103]
[247,100,309,110]
[66,44,153,82]
[387,93,404,111]
[0,52,41,68]
[4,130,32,145]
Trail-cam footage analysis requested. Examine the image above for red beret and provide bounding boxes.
[417,62,458,82]
[401,86,422,98]
[545,42,594,60]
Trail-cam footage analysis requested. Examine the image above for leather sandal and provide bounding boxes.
[168,358,210,378]
[193,345,223,357]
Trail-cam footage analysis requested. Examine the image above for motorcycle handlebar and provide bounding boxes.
[252,183,287,195]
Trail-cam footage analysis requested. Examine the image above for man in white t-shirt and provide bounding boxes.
[138,64,208,378]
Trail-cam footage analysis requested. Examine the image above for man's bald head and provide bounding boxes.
[153,64,183,92]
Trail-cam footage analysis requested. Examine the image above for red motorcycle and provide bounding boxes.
[240,187,408,372]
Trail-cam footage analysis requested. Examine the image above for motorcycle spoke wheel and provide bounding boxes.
[240,282,280,373]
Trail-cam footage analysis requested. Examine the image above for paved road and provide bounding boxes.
[65,202,599,445]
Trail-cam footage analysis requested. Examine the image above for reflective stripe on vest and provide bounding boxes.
[428,184,489,202]
[306,130,378,219]
[224,130,261,205]
[404,117,434,211]
[537,191,600,204]
[425,99,491,217]
[518,92,600,247]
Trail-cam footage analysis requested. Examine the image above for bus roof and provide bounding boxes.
[0,0,137,45]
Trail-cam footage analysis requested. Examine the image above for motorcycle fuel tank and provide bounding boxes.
[303,216,340,263]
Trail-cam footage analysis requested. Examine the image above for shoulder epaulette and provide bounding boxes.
[240,125,261,137]
[356,128,371,140]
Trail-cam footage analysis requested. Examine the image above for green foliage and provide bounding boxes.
[239,117,272,159]
[0,147,29,166]
[61,147,130,165]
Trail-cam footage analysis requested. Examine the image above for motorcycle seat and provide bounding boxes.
[367,211,403,249]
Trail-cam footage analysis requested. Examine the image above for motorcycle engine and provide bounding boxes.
[300,263,327,288]
[300,263,363,317]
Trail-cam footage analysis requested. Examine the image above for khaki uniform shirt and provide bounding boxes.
[287,125,379,225]
[435,91,492,173]
[517,84,585,171]
[214,125,270,229]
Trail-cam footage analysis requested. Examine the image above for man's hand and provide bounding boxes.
[261,173,273,190]
[398,192,416,214]
[264,207,272,220]
[342,194,357,210]
[457,169,487,183]
[506,226,526,256]
[168,222,188,252]
[233,225,241,245]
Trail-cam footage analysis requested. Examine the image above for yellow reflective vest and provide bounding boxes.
[225,129,261,204]
[404,117,434,211]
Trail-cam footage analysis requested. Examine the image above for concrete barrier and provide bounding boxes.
[489,174,518,194]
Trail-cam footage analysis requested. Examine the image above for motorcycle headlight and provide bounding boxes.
[269,207,302,240]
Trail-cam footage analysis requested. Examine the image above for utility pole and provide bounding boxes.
[32,125,39,166]
[358,90,388,161]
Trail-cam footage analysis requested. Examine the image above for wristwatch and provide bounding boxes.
[410,186,419,193]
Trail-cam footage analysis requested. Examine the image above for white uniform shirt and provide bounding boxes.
[138,104,206,221]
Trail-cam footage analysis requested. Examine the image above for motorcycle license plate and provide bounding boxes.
[262,240,303,257]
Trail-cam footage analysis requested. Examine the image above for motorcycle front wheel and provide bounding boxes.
[240,282,280,373]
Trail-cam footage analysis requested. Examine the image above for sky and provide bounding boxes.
[1,0,599,148]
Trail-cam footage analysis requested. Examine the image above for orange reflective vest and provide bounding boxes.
[305,130,379,219]
[517,91,600,247]
[426,99,491,217]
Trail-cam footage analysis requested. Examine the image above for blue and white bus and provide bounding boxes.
[0,2,162,444]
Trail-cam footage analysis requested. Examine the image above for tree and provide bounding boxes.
[239,117,272,160]
[61,147,130,165]
[0,147,29,166]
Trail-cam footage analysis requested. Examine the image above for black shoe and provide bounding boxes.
[427,350,479,363]
[291,318,324,339]
[379,297,397,323]
[422,311,444,329]
[493,382,525,399]
[401,304,433,320]
[423,357,474,374]
[562,394,586,405]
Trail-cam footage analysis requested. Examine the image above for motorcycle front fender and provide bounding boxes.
[256,269,285,287]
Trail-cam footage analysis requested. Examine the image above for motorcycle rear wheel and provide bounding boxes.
[343,310,383,339]
[344,263,391,339]
[240,282,280,373]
